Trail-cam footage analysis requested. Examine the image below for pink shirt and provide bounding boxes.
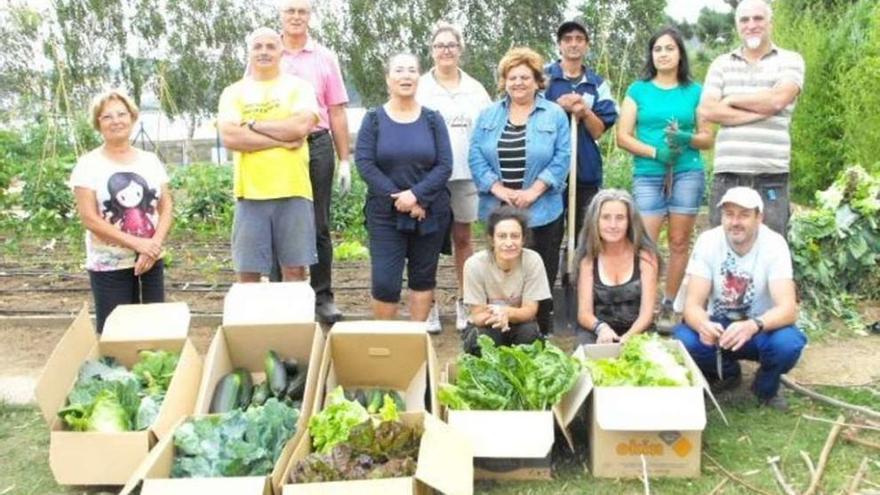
[279,37,349,130]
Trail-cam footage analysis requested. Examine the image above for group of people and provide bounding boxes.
[71,0,806,410]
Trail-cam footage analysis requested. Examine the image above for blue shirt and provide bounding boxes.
[468,94,570,228]
[544,61,618,186]
[355,107,452,230]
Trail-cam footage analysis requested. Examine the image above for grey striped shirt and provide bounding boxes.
[704,45,805,175]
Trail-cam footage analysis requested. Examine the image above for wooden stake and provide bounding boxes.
[782,376,880,419]
[801,414,880,432]
[799,450,816,478]
[640,454,651,495]
[767,456,798,495]
[707,478,729,495]
[844,433,880,450]
[704,453,775,495]
[802,414,846,495]
[848,457,870,495]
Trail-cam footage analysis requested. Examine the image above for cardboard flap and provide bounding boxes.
[119,418,183,495]
[151,340,203,439]
[680,345,729,426]
[223,282,315,325]
[101,302,191,341]
[415,413,473,495]
[446,410,554,458]
[35,305,98,423]
[329,320,428,335]
[141,477,269,495]
[595,387,706,431]
[553,346,593,450]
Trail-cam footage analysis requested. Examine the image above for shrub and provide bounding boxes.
[169,162,234,232]
[330,167,367,243]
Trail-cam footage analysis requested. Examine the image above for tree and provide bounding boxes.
[0,3,47,121]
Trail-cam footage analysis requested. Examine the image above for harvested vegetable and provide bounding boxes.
[309,386,369,454]
[290,388,421,483]
[584,333,693,387]
[171,398,299,478]
[439,336,582,411]
[57,352,180,432]
[343,388,406,413]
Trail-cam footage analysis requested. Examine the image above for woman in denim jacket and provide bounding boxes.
[468,47,570,334]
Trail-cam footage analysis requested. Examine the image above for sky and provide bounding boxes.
[665,0,732,22]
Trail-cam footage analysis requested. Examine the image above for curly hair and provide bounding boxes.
[496,47,545,94]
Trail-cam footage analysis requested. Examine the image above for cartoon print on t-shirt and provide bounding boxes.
[102,172,158,238]
[712,251,755,321]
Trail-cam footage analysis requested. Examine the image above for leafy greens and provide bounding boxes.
[584,334,692,387]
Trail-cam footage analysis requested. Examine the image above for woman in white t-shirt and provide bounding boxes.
[416,22,492,333]
[69,89,173,332]
[461,205,551,356]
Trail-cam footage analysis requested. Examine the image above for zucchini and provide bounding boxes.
[285,371,308,402]
[366,389,383,413]
[209,372,241,413]
[265,351,288,397]
[234,368,253,409]
[251,381,270,407]
[282,358,299,378]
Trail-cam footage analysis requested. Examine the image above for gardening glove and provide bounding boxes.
[653,145,680,166]
[666,129,693,149]
[336,159,351,195]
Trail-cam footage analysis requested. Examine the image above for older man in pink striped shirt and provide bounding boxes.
[274,0,351,323]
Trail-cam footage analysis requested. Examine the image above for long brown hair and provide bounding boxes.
[573,188,661,283]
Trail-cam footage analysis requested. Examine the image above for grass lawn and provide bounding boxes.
[1,387,877,494]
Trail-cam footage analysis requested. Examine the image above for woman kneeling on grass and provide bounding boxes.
[575,189,660,345]
[70,89,172,333]
[461,205,551,355]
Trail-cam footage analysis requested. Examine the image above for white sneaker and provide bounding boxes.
[455,298,468,331]
[426,303,442,334]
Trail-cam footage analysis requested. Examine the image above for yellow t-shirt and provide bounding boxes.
[218,74,319,200]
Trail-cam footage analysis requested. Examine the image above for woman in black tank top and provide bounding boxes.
[574,189,661,345]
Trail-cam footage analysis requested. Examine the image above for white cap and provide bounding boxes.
[716,186,763,213]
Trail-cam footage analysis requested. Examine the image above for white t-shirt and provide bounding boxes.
[69,147,169,271]
[687,224,793,320]
[416,68,491,181]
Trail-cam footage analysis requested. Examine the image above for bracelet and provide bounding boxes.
[592,320,605,333]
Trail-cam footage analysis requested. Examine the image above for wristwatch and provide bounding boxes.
[752,317,765,333]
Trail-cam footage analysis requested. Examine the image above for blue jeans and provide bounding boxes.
[633,169,706,216]
[673,318,806,399]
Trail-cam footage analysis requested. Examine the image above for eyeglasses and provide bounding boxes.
[98,111,131,123]
[283,8,309,16]
[432,42,460,52]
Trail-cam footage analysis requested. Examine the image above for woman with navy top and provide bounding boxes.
[469,47,570,335]
[355,53,453,321]
[616,27,714,320]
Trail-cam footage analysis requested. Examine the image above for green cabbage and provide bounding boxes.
[585,334,692,387]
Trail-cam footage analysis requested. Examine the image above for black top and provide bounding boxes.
[497,121,526,189]
[593,253,643,335]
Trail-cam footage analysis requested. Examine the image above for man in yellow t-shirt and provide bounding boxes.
[218,27,319,282]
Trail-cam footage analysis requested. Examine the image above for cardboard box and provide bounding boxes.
[312,321,440,415]
[580,341,723,478]
[282,411,473,495]
[34,302,202,485]
[121,282,324,495]
[442,356,592,480]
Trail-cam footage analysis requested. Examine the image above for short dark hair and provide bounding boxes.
[486,205,531,245]
[556,20,589,43]
[642,27,692,85]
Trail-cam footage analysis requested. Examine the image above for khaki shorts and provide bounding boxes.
[447,179,478,224]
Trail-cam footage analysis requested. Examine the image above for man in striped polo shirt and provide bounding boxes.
[698,0,804,236]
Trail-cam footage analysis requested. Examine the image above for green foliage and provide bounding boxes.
[169,162,234,232]
[583,334,692,387]
[789,166,880,334]
[308,386,370,454]
[330,168,368,242]
[171,398,299,478]
[439,336,581,411]
[334,240,369,262]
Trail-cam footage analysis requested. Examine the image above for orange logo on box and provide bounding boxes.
[615,439,664,456]
[671,437,693,457]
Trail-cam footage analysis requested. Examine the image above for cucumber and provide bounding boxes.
[282,358,299,378]
[354,389,368,408]
[209,372,241,414]
[265,351,288,397]
[366,389,383,413]
[234,368,253,409]
[251,381,270,407]
[285,371,308,402]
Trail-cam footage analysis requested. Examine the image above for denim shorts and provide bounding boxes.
[633,169,706,216]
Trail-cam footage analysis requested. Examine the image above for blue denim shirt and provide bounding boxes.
[468,94,571,227]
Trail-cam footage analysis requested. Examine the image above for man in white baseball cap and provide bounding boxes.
[674,186,806,410]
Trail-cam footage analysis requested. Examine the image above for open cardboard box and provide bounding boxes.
[442,354,592,480]
[120,282,324,495]
[34,302,202,486]
[579,340,726,478]
[312,321,440,416]
[282,411,473,495]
